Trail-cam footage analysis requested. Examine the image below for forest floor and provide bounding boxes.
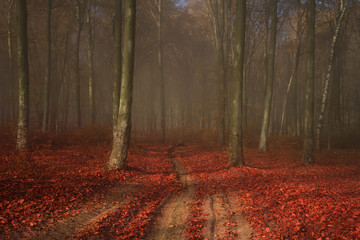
[1,126,360,239]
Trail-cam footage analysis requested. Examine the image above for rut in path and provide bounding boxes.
[202,193,253,240]
[146,146,195,240]
[22,185,135,240]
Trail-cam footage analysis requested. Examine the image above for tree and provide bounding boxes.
[208,0,227,146]
[145,0,165,143]
[16,0,29,151]
[75,0,86,128]
[303,0,315,165]
[113,0,122,140]
[158,0,165,143]
[42,0,52,132]
[258,0,277,151]
[7,0,15,121]
[107,0,136,169]
[229,0,246,167]
[315,0,348,152]
[280,0,304,135]
[87,0,95,125]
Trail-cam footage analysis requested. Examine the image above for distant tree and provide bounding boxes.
[107,0,136,169]
[208,0,227,146]
[280,0,304,135]
[258,0,277,151]
[16,0,29,151]
[87,0,95,125]
[229,0,246,167]
[7,0,15,121]
[75,0,86,128]
[42,0,52,132]
[113,0,122,140]
[158,0,165,143]
[145,0,165,143]
[303,0,315,164]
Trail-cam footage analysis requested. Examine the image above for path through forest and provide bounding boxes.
[12,145,253,240]
[23,185,136,239]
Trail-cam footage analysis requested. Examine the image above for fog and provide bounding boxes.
[0,0,359,146]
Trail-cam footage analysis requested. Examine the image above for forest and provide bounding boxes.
[0,0,360,239]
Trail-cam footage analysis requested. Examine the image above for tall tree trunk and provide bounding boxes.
[107,0,136,169]
[113,0,122,140]
[158,0,165,143]
[87,0,95,125]
[229,0,246,167]
[16,0,29,151]
[7,0,15,121]
[280,33,302,134]
[263,0,269,96]
[314,0,347,152]
[42,0,52,132]
[303,0,315,164]
[258,0,277,151]
[75,0,84,128]
[210,0,226,146]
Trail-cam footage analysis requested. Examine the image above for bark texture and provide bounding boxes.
[42,0,52,132]
[87,0,95,125]
[314,1,347,152]
[107,0,136,169]
[229,0,246,167]
[303,0,315,165]
[75,0,85,128]
[113,0,122,139]
[16,0,30,151]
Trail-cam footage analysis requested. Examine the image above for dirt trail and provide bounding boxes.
[203,193,253,240]
[23,184,134,240]
[146,146,195,240]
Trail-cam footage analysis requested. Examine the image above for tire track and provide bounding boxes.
[146,145,194,240]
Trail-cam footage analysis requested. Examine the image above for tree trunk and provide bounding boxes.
[263,0,269,96]
[303,0,315,165]
[113,0,122,140]
[42,0,52,132]
[158,0,165,143]
[229,0,246,167]
[75,0,84,128]
[16,0,30,152]
[280,34,301,134]
[7,0,15,121]
[258,0,277,151]
[210,0,226,146]
[314,0,347,152]
[107,0,136,169]
[87,0,95,125]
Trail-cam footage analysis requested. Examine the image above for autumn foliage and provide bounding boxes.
[1,127,360,239]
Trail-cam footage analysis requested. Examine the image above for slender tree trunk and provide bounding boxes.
[75,0,84,128]
[113,0,122,140]
[280,35,301,134]
[107,0,136,169]
[263,0,269,96]
[314,1,347,152]
[229,0,246,167]
[259,0,277,151]
[87,0,95,125]
[42,0,52,132]
[158,0,165,143]
[16,0,29,151]
[7,0,15,121]
[303,0,315,164]
[210,0,226,146]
